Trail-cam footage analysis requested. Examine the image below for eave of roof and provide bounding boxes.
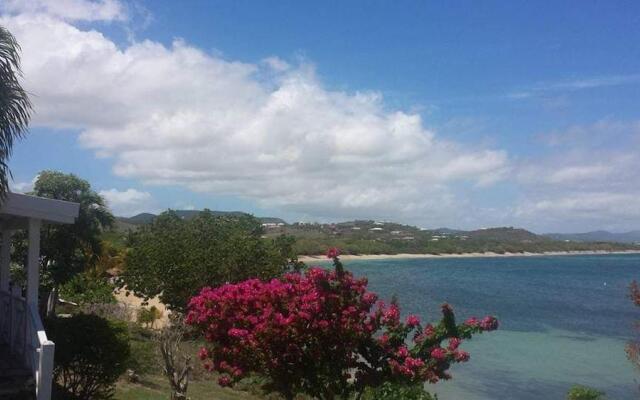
[0,192,80,226]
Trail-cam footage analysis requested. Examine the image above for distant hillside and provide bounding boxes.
[468,227,546,243]
[125,212,156,225]
[270,221,640,255]
[431,227,467,235]
[104,212,640,255]
[545,230,640,244]
[117,210,287,226]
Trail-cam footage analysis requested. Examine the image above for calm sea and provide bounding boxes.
[313,254,640,399]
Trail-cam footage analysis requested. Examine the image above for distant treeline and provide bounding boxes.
[107,213,640,257]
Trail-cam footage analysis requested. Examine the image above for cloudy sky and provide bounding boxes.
[2,0,640,233]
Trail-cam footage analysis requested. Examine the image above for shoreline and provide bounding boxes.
[298,250,640,263]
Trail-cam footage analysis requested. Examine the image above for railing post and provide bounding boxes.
[27,218,41,307]
[9,285,18,351]
[37,340,55,400]
[0,230,12,292]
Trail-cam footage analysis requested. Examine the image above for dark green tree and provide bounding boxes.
[0,26,31,199]
[121,210,299,311]
[46,314,130,400]
[13,171,114,314]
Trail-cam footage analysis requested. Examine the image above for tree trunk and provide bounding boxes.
[158,323,191,400]
[46,287,58,317]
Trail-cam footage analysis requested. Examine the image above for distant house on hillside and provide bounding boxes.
[373,221,384,226]
[390,230,401,235]
[262,222,285,228]
[369,227,383,232]
[352,227,361,230]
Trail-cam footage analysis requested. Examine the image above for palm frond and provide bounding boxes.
[0,25,31,200]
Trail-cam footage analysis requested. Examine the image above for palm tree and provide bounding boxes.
[0,26,31,199]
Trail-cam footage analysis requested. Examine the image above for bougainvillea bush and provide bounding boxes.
[186,249,498,400]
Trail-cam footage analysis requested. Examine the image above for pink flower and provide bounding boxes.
[378,334,390,347]
[479,316,499,331]
[228,328,249,338]
[198,347,209,360]
[464,317,478,327]
[423,324,435,337]
[454,351,470,362]
[218,375,232,387]
[327,247,341,259]
[396,346,409,358]
[448,338,461,351]
[430,347,447,361]
[382,305,400,325]
[405,315,420,328]
[404,356,425,369]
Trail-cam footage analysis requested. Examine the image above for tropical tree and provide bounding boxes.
[13,171,114,314]
[0,26,31,199]
[121,210,299,311]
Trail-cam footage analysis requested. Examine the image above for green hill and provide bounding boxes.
[118,210,287,226]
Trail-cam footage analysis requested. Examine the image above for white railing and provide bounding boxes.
[0,286,54,400]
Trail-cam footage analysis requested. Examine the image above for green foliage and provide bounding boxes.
[362,382,437,400]
[126,324,162,376]
[566,385,605,400]
[0,25,31,199]
[121,210,298,311]
[46,314,130,400]
[59,272,116,305]
[13,171,114,287]
[136,306,163,328]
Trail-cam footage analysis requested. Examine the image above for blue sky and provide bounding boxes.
[2,0,640,232]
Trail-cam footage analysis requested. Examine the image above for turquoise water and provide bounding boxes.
[314,254,640,399]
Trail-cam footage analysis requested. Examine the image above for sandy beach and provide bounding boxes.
[114,289,171,328]
[298,250,640,263]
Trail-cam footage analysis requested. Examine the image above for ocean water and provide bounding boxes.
[312,254,640,399]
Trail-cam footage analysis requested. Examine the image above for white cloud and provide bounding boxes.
[514,119,640,231]
[11,175,38,193]
[99,188,152,216]
[508,74,640,99]
[6,6,639,232]
[1,0,126,22]
[0,11,509,225]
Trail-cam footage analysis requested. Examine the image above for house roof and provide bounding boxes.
[0,192,80,229]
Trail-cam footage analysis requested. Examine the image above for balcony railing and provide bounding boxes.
[0,286,54,400]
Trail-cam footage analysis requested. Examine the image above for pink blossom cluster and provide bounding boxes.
[186,251,498,396]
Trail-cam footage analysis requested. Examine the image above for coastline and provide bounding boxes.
[298,250,640,263]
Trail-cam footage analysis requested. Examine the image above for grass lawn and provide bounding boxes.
[115,375,261,400]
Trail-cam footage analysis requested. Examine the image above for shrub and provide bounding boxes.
[59,273,116,305]
[187,249,498,400]
[363,382,437,399]
[126,324,161,376]
[137,305,163,328]
[567,385,605,400]
[46,314,130,399]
